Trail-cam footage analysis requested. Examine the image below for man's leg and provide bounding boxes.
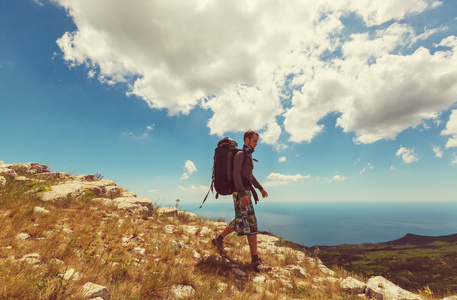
[247,234,257,256]
[220,225,235,238]
[212,224,235,252]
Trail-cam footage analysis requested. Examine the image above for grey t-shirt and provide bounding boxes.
[232,150,263,198]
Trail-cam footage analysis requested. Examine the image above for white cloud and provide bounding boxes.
[54,0,456,147]
[122,125,154,140]
[390,165,396,171]
[396,146,419,163]
[433,145,443,158]
[147,189,158,193]
[441,109,457,148]
[332,175,347,182]
[180,160,197,181]
[263,172,310,188]
[32,0,44,6]
[279,156,287,163]
[360,163,374,175]
[178,185,209,193]
[451,153,457,166]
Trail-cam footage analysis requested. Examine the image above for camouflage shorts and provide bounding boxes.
[229,190,258,236]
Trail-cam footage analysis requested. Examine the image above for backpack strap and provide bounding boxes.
[199,180,214,209]
[250,185,259,205]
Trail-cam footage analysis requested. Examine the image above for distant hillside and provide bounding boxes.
[315,232,457,295]
[381,233,457,246]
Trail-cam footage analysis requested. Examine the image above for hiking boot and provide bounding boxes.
[212,235,225,253]
[252,256,271,272]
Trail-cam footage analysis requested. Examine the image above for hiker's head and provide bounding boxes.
[244,130,259,149]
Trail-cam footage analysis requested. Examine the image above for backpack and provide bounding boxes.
[213,137,239,196]
[200,137,259,208]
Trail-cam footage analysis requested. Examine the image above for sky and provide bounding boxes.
[1,0,457,207]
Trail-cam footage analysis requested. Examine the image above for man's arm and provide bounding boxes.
[252,175,268,198]
[232,150,247,198]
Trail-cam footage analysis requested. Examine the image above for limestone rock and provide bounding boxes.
[181,225,199,235]
[104,185,122,198]
[134,247,146,256]
[112,197,154,215]
[193,250,201,259]
[81,282,110,300]
[340,277,367,294]
[0,176,6,188]
[61,268,81,280]
[285,265,308,278]
[367,276,421,300]
[442,296,457,300]
[199,226,212,236]
[171,285,195,299]
[40,183,84,201]
[231,267,247,277]
[35,172,69,180]
[15,163,49,175]
[157,206,178,217]
[178,211,198,219]
[257,235,281,253]
[0,166,17,178]
[164,225,175,234]
[34,206,50,214]
[16,233,31,240]
[122,191,137,197]
[18,253,41,265]
[253,275,266,284]
[18,257,41,265]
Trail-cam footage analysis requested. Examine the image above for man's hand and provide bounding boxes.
[261,189,268,198]
[240,195,250,206]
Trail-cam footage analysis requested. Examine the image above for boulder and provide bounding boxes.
[340,277,366,294]
[81,282,110,300]
[0,167,17,178]
[367,276,421,300]
[16,233,31,240]
[34,206,50,214]
[285,265,308,278]
[18,253,41,265]
[104,186,122,198]
[157,206,178,217]
[121,191,137,197]
[40,183,84,201]
[35,172,69,180]
[112,197,154,215]
[15,163,49,175]
[0,176,5,188]
[61,268,81,281]
[170,285,195,299]
[180,225,199,235]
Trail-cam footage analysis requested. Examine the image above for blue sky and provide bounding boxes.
[1,0,457,206]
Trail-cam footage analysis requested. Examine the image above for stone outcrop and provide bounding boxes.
[0,161,154,214]
[367,276,422,300]
[81,282,110,300]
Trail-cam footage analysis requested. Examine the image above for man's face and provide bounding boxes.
[246,135,259,150]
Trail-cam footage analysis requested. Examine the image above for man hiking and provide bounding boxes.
[212,130,269,268]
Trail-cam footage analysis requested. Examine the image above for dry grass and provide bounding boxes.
[0,174,448,299]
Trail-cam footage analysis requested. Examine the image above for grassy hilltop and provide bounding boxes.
[1,162,456,299]
[0,164,352,300]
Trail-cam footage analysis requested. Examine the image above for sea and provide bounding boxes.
[179,201,457,246]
